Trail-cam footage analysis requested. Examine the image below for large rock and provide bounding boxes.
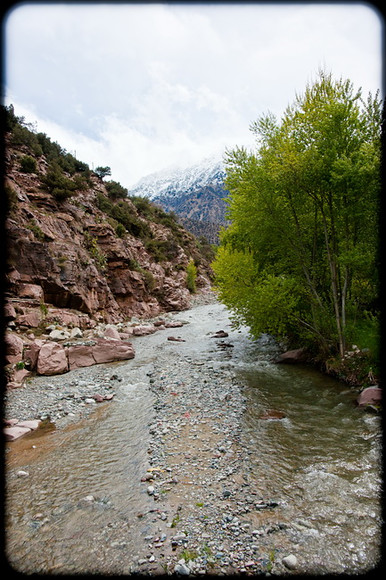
[276,348,306,364]
[4,302,17,321]
[4,426,32,441]
[66,344,96,370]
[5,332,24,364]
[17,310,41,328]
[49,329,71,341]
[3,420,41,441]
[23,339,44,370]
[357,386,382,407]
[104,325,121,340]
[91,338,135,364]
[37,342,68,375]
[132,324,156,336]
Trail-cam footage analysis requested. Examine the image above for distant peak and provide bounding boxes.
[128,154,226,200]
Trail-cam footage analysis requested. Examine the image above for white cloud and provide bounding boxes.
[4,2,383,187]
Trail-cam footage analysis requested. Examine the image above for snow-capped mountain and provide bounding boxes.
[128,156,229,243]
[128,155,226,200]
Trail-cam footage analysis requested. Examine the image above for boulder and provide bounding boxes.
[5,332,24,364]
[70,327,83,339]
[91,338,135,364]
[276,348,306,364]
[357,386,382,407]
[132,325,156,336]
[16,420,41,430]
[47,310,81,328]
[104,325,121,340]
[49,329,71,341]
[282,555,298,570]
[210,330,229,338]
[165,321,184,329]
[37,342,68,375]
[4,302,17,321]
[259,409,286,420]
[66,344,96,370]
[23,339,44,370]
[118,331,133,340]
[12,368,31,386]
[3,425,32,441]
[17,310,41,328]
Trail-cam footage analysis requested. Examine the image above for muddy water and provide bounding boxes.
[5,302,382,574]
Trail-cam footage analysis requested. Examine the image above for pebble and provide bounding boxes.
[174,562,190,575]
[16,470,29,477]
[282,554,298,569]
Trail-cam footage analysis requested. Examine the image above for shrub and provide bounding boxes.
[20,155,37,173]
[186,258,197,293]
[115,223,126,238]
[41,162,80,201]
[83,231,107,270]
[105,180,128,200]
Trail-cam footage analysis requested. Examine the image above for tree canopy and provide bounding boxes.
[213,71,381,361]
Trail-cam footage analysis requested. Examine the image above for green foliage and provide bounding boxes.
[83,231,107,270]
[105,180,128,200]
[20,155,37,173]
[214,71,381,359]
[95,166,111,180]
[181,549,198,562]
[115,222,126,238]
[95,193,152,239]
[130,196,184,240]
[141,269,156,292]
[197,236,216,263]
[186,258,197,293]
[41,162,82,201]
[3,105,91,176]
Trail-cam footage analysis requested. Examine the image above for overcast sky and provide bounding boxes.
[3,1,383,188]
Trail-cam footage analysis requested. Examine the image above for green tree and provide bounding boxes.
[213,71,381,359]
[95,166,112,180]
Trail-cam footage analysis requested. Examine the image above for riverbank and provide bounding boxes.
[3,291,216,434]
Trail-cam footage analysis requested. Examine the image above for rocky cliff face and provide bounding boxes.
[4,132,213,330]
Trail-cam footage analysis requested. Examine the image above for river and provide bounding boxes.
[4,300,382,574]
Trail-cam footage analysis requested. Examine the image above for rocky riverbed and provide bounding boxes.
[5,292,382,575]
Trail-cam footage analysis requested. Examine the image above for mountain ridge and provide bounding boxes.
[128,156,229,244]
